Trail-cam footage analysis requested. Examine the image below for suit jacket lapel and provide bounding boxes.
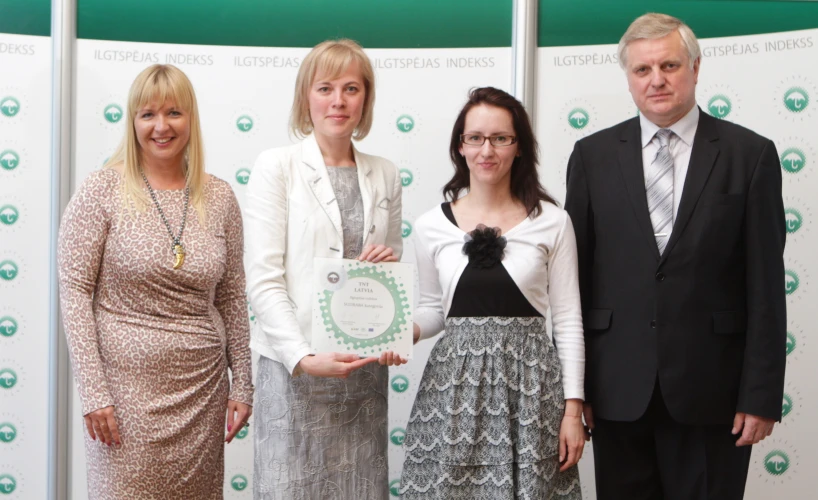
[660,109,720,264]
[301,134,343,239]
[617,118,661,261]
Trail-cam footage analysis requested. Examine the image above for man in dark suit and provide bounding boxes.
[565,12,786,500]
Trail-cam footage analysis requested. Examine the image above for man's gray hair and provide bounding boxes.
[618,13,701,70]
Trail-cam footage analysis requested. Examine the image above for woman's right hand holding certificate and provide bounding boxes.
[297,352,379,379]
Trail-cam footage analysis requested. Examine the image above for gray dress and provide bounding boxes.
[254,166,390,500]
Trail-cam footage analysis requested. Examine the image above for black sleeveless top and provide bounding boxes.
[442,203,542,318]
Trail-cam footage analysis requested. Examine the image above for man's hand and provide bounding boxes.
[733,412,775,446]
[583,403,594,441]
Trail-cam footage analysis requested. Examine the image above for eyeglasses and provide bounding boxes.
[460,134,518,147]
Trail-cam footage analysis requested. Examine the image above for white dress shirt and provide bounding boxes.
[412,203,586,400]
[640,105,700,239]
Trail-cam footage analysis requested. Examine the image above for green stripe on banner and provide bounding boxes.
[77,0,512,48]
[0,0,51,36]
[540,1,818,47]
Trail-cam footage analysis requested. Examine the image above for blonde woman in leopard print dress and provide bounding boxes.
[58,64,253,499]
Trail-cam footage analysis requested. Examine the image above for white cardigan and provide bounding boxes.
[245,134,403,374]
[413,203,585,400]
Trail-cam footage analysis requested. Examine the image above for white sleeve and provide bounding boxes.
[547,213,586,400]
[245,150,313,374]
[412,220,446,340]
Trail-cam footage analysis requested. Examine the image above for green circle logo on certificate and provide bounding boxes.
[312,258,413,358]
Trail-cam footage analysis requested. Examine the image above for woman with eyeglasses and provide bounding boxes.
[400,87,585,499]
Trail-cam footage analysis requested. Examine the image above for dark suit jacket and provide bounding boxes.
[565,108,786,426]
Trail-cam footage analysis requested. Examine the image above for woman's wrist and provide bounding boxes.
[296,354,315,374]
[564,398,583,418]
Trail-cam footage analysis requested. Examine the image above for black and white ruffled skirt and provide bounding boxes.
[400,317,581,500]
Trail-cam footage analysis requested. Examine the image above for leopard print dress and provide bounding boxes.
[58,169,254,499]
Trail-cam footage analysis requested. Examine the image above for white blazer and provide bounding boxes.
[245,134,403,374]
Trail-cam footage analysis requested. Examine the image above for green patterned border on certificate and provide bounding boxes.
[318,263,411,355]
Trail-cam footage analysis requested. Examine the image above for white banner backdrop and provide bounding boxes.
[536,28,817,500]
[0,32,53,499]
[71,38,511,498]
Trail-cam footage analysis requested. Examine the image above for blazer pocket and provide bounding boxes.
[712,311,747,335]
[584,309,612,331]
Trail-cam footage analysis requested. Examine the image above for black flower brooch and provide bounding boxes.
[462,224,507,268]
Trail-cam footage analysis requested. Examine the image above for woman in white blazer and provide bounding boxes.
[245,39,406,499]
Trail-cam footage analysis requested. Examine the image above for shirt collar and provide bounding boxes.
[640,104,699,149]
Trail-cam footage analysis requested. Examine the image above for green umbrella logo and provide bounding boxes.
[0,261,18,281]
[568,108,589,130]
[784,208,803,234]
[782,393,793,418]
[104,104,123,123]
[390,375,409,393]
[389,479,401,497]
[0,97,20,117]
[0,423,16,443]
[396,115,415,133]
[0,474,16,494]
[786,331,796,356]
[707,95,732,119]
[0,151,20,171]
[0,369,17,389]
[399,168,414,187]
[401,221,412,238]
[230,474,248,491]
[780,148,806,174]
[764,450,790,475]
[784,270,799,295]
[389,427,406,446]
[0,206,19,226]
[784,87,809,113]
[235,426,249,440]
[236,115,254,132]
[235,168,251,185]
[0,317,17,337]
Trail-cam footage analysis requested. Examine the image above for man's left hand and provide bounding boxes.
[732,412,775,447]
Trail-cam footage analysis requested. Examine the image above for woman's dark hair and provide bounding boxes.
[443,87,556,216]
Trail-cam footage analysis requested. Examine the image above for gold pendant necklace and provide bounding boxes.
[141,170,190,270]
[173,244,186,270]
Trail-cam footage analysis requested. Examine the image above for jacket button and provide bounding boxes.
[655,272,665,281]
[650,320,656,328]
[370,225,376,233]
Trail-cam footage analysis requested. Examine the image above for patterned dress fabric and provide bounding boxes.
[58,169,254,500]
[401,317,581,500]
[254,167,390,499]
[254,358,389,499]
[326,166,365,259]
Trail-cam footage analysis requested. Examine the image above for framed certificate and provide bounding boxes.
[312,258,413,358]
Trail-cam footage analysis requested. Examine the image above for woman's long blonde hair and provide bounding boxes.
[105,64,206,219]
